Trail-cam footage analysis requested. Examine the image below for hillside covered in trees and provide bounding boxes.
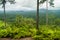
[0,9,60,40]
[0,0,60,40]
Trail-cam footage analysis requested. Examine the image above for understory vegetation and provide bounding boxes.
[0,15,60,40]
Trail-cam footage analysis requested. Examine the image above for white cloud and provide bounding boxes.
[0,0,60,11]
[48,0,60,10]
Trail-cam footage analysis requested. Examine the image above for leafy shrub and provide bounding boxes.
[0,16,60,40]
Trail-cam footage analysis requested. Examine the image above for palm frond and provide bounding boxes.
[39,0,54,7]
[49,0,54,7]
[39,0,47,4]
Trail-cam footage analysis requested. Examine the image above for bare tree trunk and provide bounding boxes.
[3,0,6,28]
[46,0,48,26]
[36,0,39,32]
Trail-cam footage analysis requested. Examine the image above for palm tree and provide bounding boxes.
[40,0,54,26]
[0,0,15,27]
[3,0,6,28]
[36,0,54,27]
[46,0,48,26]
[36,0,54,34]
[36,0,39,31]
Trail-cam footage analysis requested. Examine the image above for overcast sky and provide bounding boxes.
[0,0,60,11]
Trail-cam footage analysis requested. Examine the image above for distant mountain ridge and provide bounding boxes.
[0,9,60,14]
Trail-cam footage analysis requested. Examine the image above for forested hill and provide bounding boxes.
[0,9,60,39]
[0,9,60,19]
[0,9,60,14]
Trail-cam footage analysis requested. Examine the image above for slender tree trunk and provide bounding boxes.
[36,0,39,31]
[46,0,48,26]
[3,0,6,27]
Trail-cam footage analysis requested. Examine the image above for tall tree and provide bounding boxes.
[36,0,39,31]
[40,0,54,26]
[46,0,48,26]
[0,0,15,27]
[36,0,54,27]
[36,0,54,34]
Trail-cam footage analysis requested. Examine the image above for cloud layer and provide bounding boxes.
[0,0,60,11]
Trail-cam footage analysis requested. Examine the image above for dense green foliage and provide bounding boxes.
[0,9,60,40]
[34,25,60,40]
[0,15,60,40]
[0,16,37,39]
